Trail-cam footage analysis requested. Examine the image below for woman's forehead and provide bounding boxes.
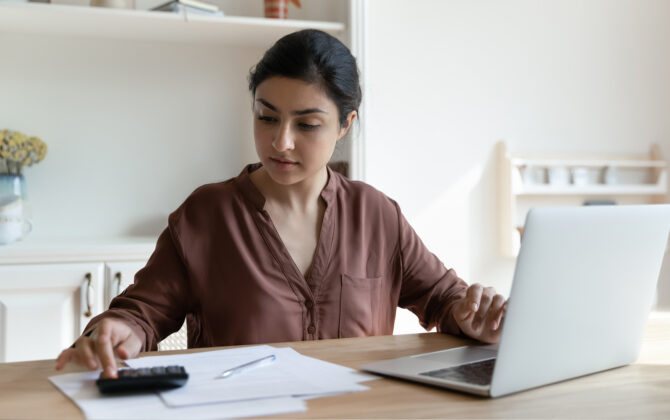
[254,77,335,112]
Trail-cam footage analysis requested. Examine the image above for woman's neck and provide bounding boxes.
[251,165,328,212]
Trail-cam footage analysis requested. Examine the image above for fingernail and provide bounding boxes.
[492,321,498,330]
[472,303,479,312]
[107,367,117,378]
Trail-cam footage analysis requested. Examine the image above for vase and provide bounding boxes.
[0,174,32,245]
[264,0,289,18]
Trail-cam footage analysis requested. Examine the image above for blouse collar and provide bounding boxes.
[236,163,338,211]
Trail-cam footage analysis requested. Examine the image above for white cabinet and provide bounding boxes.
[0,263,105,363]
[0,237,156,362]
[104,261,147,307]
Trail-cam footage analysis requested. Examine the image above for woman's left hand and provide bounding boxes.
[452,283,507,344]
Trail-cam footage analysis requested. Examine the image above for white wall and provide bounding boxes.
[364,0,670,331]
[2,34,263,237]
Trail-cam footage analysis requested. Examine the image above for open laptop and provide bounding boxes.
[360,204,670,397]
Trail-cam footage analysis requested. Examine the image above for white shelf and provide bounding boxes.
[0,3,346,45]
[511,158,666,168]
[517,184,667,196]
[497,141,668,258]
[0,236,157,264]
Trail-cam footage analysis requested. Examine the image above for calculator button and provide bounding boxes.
[96,365,189,394]
[137,368,151,376]
[151,366,166,375]
[166,366,183,374]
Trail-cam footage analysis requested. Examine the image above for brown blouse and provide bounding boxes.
[85,164,468,351]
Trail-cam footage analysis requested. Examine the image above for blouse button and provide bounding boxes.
[307,325,316,334]
[305,300,314,309]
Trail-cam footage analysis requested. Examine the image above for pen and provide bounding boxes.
[217,354,276,379]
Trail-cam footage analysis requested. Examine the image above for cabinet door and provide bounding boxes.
[104,261,147,308]
[0,263,105,363]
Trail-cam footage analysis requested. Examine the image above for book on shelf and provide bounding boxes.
[152,0,224,16]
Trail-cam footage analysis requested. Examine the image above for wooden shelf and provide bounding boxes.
[497,141,668,257]
[0,3,346,46]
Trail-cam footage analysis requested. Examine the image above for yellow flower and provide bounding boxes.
[1,129,48,174]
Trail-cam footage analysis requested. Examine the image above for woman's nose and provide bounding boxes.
[272,123,295,151]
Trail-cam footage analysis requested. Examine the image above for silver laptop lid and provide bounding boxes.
[491,204,670,397]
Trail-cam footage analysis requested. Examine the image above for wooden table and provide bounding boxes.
[1,313,669,419]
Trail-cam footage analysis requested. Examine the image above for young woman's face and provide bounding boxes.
[253,76,353,186]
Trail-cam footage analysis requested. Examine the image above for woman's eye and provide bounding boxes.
[257,116,277,123]
[299,123,320,130]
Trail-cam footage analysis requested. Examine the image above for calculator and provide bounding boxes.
[96,365,189,394]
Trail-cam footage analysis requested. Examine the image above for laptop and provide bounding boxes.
[360,204,670,397]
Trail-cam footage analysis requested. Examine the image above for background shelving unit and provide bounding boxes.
[0,2,345,45]
[498,141,668,257]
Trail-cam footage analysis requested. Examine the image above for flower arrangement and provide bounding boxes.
[0,129,48,175]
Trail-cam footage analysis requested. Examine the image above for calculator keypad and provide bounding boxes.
[96,365,188,394]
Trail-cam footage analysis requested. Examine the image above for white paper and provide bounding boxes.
[125,345,371,407]
[49,370,306,420]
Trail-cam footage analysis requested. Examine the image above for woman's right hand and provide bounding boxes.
[55,318,143,378]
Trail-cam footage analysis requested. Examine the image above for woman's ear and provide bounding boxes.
[337,110,358,140]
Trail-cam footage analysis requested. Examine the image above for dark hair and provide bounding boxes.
[248,29,362,128]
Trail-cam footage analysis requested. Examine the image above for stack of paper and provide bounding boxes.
[49,345,375,420]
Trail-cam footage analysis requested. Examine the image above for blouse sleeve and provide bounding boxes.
[81,226,191,351]
[393,201,468,335]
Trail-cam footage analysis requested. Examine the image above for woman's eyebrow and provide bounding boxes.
[256,98,327,115]
[293,108,326,116]
[256,98,278,112]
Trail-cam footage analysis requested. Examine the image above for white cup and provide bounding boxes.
[0,196,32,245]
[522,165,546,185]
[571,167,601,186]
[603,166,619,185]
[548,166,570,186]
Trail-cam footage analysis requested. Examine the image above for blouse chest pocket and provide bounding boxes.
[339,274,383,338]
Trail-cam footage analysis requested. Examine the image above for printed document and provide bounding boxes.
[49,344,374,420]
[49,371,305,420]
[124,345,371,406]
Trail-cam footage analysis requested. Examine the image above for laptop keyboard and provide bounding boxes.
[419,358,496,386]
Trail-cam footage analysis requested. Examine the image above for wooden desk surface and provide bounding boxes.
[1,313,669,419]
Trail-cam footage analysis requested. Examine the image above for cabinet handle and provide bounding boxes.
[114,272,122,296]
[84,273,94,318]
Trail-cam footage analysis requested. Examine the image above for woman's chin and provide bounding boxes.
[264,166,304,186]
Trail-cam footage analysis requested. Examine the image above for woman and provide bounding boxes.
[56,29,506,379]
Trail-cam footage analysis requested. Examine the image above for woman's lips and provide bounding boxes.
[270,157,299,169]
